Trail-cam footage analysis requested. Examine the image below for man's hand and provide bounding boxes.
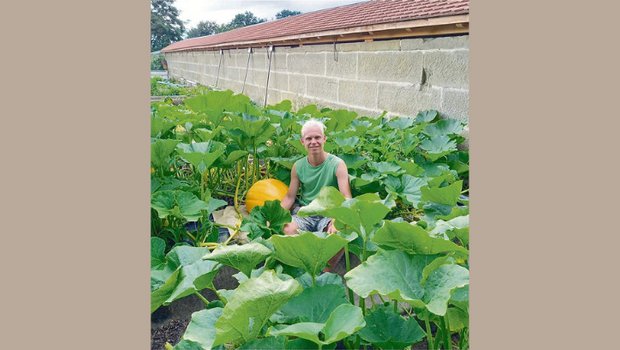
[326,219,337,234]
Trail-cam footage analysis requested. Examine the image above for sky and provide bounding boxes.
[174,0,365,29]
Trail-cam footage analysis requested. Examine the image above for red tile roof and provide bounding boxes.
[162,0,469,53]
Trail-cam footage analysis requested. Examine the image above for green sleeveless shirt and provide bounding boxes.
[295,153,342,206]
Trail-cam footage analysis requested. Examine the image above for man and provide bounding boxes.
[281,119,352,237]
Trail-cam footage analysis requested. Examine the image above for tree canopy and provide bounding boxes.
[276,9,302,19]
[151,0,185,52]
[186,21,220,39]
[221,11,266,32]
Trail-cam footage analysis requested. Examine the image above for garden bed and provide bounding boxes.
[150,89,470,350]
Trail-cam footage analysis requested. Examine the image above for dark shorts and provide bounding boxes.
[291,205,331,233]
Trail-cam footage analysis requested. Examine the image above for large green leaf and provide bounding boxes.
[223,114,276,150]
[269,231,348,278]
[423,263,469,315]
[415,110,439,123]
[431,215,469,246]
[204,242,272,277]
[325,109,357,132]
[176,141,226,173]
[184,90,259,121]
[237,336,287,350]
[383,175,427,206]
[151,246,221,312]
[344,250,428,302]
[424,118,464,138]
[151,237,166,268]
[373,221,468,256]
[419,135,457,161]
[273,284,348,324]
[151,116,176,138]
[151,190,209,221]
[345,249,467,315]
[240,200,292,240]
[421,180,463,207]
[298,189,390,240]
[151,139,180,169]
[358,305,426,349]
[368,161,402,176]
[213,270,302,346]
[268,304,365,346]
[174,308,223,350]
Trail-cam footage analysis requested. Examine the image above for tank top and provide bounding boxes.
[295,153,342,206]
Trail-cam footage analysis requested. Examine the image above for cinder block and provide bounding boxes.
[272,51,287,71]
[423,51,469,89]
[358,52,423,83]
[248,69,268,88]
[250,50,269,70]
[338,80,378,108]
[221,65,240,81]
[269,72,288,91]
[219,78,244,94]
[325,52,357,79]
[377,83,442,117]
[306,75,338,102]
[242,84,263,104]
[440,88,469,121]
[288,74,306,95]
[401,35,469,51]
[287,53,325,75]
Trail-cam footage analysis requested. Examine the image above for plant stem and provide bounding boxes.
[442,314,452,350]
[344,245,354,304]
[194,291,209,307]
[234,161,242,214]
[424,316,435,350]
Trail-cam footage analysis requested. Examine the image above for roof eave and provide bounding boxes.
[162,14,469,53]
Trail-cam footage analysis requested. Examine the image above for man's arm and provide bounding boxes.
[281,164,300,211]
[335,160,352,199]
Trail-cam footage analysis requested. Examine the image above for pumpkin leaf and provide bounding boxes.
[240,200,292,240]
[383,175,427,207]
[151,237,166,268]
[358,305,426,349]
[268,304,365,346]
[151,139,180,169]
[269,231,348,278]
[373,221,469,256]
[151,190,209,222]
[415,110,439,123]
[237,336,287,350]
[272,284,348,324]
[213,270,302,346]
[424,118,464,138]
[419,135,457,161]
[151,246,221,312]
[174,308,223,350]
[176,141,226,173]
[344,250,468,315]
[204,242,273,277]
[421,180,463,207]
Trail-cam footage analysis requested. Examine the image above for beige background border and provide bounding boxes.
[3,1,620,349]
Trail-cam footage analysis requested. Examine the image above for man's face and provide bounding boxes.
[300,126,326,155]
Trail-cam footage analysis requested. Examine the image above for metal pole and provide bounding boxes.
[263,46,274,107]
[241,47,252,94]
[215,49,223,88]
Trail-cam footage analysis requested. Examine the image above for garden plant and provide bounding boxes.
[151,88,470,350]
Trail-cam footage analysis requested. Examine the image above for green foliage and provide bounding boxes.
[149,89,470,349]
[151,0,185,52]
[219,11,266,32]
[186,20,220,39]
[275,9,302,19]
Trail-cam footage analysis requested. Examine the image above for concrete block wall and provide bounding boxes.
[165,35,469,122]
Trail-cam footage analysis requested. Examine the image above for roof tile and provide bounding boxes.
[163,0,469,52]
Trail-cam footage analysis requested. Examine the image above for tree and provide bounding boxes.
[186,20,220,39]
[221,11,266,32]
[151,0,185,52]
[275,9,302,19]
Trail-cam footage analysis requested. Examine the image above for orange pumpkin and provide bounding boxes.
[245,179,289,213]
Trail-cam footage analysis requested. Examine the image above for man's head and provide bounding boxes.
[300,119,327,155]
